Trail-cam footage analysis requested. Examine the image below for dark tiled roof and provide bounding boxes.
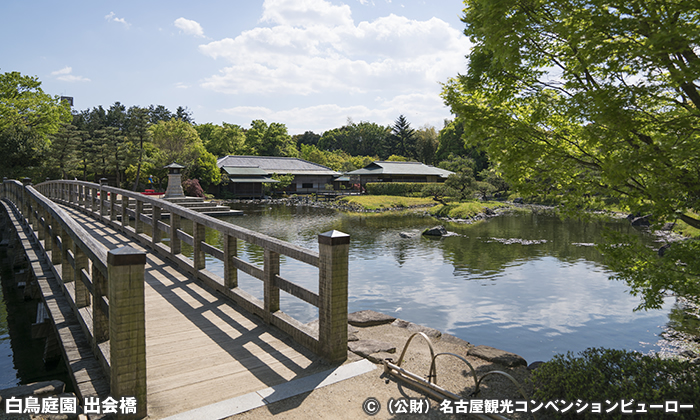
[347,161,454,178]
[217,156,340,176]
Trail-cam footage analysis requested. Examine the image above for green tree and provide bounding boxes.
[197,122,246,158]
[245,120,298,157]
[0,71,71,178]
[126,106,152,190]
[440,155,476,201]
[388,115,416,159]
[149,119,220,187]
[414,124,439,165]
[443,0,700,308]
[293,131,321,148]
[45,123,80,180]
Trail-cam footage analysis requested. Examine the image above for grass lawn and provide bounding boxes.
[339,195,436,210]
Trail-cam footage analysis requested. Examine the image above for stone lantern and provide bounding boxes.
[163,162,185,198]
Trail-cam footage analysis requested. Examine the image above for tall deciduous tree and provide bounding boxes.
[149,119,220,187]
[197,122,246,157]
[0,71,71,178]
[443,0,700,308]
[245,120,298,157]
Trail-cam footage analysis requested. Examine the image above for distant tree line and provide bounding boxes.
[1,70,507,198]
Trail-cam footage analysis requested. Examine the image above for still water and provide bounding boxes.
[0,204,684,387]
[186,204,676,364]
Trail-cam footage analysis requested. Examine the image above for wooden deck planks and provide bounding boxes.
[58,205,326,419]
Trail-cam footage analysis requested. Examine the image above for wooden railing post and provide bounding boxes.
[99,187,107,218]
[73,243,90,308]
[318,230,350,363]
[121,196,129,229]
[90,187,97,213]
[224,235,238,288]
[134,200,143,234]
[93,267,109,345]
[107,246,147,419]
[193,222,205,271]
[170,214,181,255]
[151,206,161,245]
[51,215,61,265]
[263,249,280,322]
[78,184,85,208]
[37,206,46,241]
[110,191,117,221]
[61,229,74,284]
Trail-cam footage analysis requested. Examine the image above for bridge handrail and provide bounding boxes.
[36,179,350,363]
[49,179,320,265]
[1,179,148,417]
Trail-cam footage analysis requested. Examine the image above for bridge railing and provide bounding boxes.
[37,179,349,363]
[1,179,147,418]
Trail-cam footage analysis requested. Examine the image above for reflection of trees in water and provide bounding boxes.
[439,214,645,275]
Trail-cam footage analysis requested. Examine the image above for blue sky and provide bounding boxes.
[1,0,470,134]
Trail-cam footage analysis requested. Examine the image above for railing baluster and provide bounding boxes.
[151,206,161,245]
[61,229,74,284]
[263,249,280,323]
[193,221,205,271]
[170,213,181,255]
[121,196,129,229]
[224,235,238,288]
[73,242,90,308]
[135,200,143,234]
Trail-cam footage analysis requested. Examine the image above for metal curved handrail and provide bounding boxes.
[394,332,435,372]
[429,352,479,395]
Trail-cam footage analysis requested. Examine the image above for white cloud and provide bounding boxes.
[219,93,448,134]
[199,0,470,96]
[174,17,205,38]
[260,0,354,28]
[105,11,130,28]
[51,67,91,82]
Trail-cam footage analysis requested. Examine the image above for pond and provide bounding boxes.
[181,203,682,364]
[0,203,693,387]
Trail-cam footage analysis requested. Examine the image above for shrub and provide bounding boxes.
[531,348,700,419]
[366,182,442,196]
[182,178,204,197]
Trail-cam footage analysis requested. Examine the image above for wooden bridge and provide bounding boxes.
[1,179,352,419]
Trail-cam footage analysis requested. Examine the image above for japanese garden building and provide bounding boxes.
[216,156,341,198]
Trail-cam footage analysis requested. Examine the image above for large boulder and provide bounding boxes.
[422,225,448,237]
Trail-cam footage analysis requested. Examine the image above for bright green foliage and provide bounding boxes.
[600,232,700,309]
[444,0,700,307]
[386,155,409,162]
[366,182,442,196]
[0,71,71,178]
[318,121,390,158]
[0,71,70,137]
[532,348,700,419]
[245,120,298,157]
[149,119,220,187]
[414,125,439,165]
[197,122,246,158]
